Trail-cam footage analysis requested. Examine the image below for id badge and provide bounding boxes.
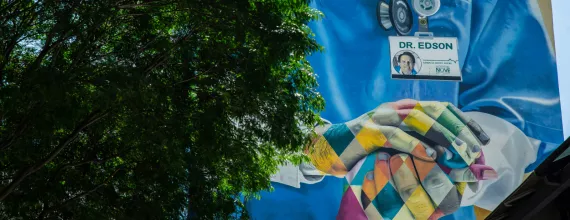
[389,33,462,81]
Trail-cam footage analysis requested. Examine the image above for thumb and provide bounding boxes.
[447,164,497,182]
[470,164,498,180]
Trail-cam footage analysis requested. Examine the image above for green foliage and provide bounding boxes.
[0,0,324,219]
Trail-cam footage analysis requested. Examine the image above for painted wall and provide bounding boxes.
[247,0,563,219]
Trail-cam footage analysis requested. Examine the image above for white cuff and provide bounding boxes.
[460,112,539,210]
[270,162,326,188]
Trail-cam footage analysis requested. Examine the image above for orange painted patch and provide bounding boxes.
[374,160,390,190]
[411,143,433,161]
[362,174,378,201]
[412,159,437,182]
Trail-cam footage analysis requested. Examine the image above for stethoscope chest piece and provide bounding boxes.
[377,0,413,36]
[377,0,441,35]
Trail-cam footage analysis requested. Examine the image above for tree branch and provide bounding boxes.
[0,121,28,151]
[144,33,192,75]
[0,8,38,87]
[117,1,173,9]
[0,35,20,84]
[0,0,19,16]
[24,15,83,76]
[0,1,38,26]
[0,110,109,201]
[0,101,39,150]
[50,154,120,182]
[38,168,121,220]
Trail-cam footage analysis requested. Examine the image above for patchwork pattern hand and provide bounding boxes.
[338,152,497,220]
[306,99,491,177]
[305,99,497,219]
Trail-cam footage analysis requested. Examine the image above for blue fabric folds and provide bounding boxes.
[246,0,563,219]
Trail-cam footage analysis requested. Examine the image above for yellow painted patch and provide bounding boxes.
[308,136,339,174]
[418,101,446,119]
[455,182,467,196]
[355,119,388,153]
[474,206,492,220]
[328,157,348,177]
[405,187,435,220]
[387,130,421,155]
[403,109,434,136]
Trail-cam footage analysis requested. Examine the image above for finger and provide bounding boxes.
[391,100,488,145]
[363,107,438,161]
[368,99,424,127]
[475,150,485,165]
[390,154,436,220]
[371,152,406,219]
[428,209,446,220]
[362,171,378,209]
[342,109,410,173]
[388,99,419,110]
[374,153,392,191]
[451,166,497,182]
[361,152,405,219]
[469,164,498,180]
[398,108,474,168]
[376,125,436,161]
[447,167,476,183]
[444,103,490,145]
[366,104,405,127]
[412,158,462,216]
[376,100,487,150]
[417,101,482,154]
[447,165,496,182]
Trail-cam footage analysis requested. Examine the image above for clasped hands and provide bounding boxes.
[306,99,497,220]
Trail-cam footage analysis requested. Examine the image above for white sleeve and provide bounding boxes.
[270,118,331,188]
[270,161,327,188]
[460,112,541,210]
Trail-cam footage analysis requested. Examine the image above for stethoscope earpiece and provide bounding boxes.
[412,0,441,17]
[377,0,441,35]
[377,0,413,36]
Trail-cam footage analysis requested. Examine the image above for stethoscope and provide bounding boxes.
[377,0,441,36]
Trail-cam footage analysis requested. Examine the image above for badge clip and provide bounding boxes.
[415,16,433,39]
[414,31,434,39]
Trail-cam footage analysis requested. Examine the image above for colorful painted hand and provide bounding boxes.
[306,99,491,175]
[305,99,497,219]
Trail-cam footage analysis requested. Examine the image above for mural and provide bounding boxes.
[246,0,562,219]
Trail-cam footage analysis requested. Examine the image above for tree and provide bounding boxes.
[0,0,324,219]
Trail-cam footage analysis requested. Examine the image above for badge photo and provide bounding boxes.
[392,50,422,76]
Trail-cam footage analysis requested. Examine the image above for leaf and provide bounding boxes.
[0,0,324,219]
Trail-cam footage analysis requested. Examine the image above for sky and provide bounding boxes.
[551,0,570,160]
[553,0,570,139]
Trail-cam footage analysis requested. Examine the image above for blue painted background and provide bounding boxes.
[246,0,563,219]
